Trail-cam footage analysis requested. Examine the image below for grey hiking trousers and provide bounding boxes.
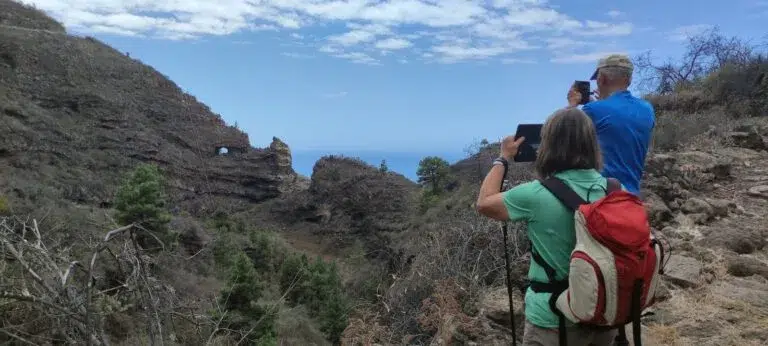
[522,320,618,346]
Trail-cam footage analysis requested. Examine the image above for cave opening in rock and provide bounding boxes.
[216,147,229,155]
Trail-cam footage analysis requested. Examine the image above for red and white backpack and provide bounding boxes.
[530,177,666,346]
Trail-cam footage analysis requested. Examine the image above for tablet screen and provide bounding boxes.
[513,124,543,162]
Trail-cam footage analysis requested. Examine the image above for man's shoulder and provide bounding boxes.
[586,93,655,116]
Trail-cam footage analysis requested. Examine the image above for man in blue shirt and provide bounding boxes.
[567,54,655,195]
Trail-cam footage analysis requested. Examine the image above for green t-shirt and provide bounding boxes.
[502,169,618,328]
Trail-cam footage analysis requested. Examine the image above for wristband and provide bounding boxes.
[493,157,509,170]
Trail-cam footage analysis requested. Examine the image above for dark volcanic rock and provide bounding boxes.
[308,155,417,236]
[699,224,766,254]
[0,16,295,215]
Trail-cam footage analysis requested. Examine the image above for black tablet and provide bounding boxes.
[513,123,543,162]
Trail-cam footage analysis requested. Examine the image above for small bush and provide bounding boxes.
[216,251,278,344]
[279,253,350,344]
[702,55,768,117]
[652,110,733,152]
[0,195,9,215]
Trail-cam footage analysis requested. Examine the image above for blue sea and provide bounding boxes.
[291,150,467,182]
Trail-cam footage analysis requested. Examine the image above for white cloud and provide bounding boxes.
[546,37,590,50]
[327,23,392,46]
[282,52,314,59]
[551,51,627,64]
[375,38,412,50]
[579,21,633,37]
[667,24,714,42]
[334,51,380,65]
[22,0,638,64]
[501,57,536,64]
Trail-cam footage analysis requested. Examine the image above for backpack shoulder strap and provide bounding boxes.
[606,177,622,194]
[539,177,587,211]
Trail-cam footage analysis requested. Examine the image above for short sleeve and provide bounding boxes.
[502,181,537,221]
[582,102,605,130]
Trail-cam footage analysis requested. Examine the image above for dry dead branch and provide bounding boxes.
[0,216,172,345]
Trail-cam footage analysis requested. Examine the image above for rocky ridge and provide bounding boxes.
[0,6,297,216]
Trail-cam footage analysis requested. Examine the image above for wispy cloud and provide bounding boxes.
[282,52,314,59]
[322,91,349,99]
[551,51,628,64]
[23,0,638,64]
[667,24,714,41]
[501,58,536,64]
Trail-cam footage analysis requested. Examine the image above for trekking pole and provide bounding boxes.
[499,165,517,345]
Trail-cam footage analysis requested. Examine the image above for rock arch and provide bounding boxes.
[215,146,246,156]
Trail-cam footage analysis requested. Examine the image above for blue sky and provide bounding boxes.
[22,0,768,178]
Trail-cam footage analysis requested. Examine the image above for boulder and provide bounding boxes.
[711,278,768,309]
[703,198,736,218]
[645,154,677,177]
[747,185,768,199]
[729,131,766,151]
[681,198,713,218]
[676,151,732,180]
[663,255,703,288]
[687,213,710,225]
[726,256,768,280]
[700,226,766,254]
[643,192,672,227]
[479,287,525,327]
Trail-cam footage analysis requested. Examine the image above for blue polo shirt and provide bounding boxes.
[581,90,655,195]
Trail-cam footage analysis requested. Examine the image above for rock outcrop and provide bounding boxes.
[0,6,295,215]
[273,155,418,239]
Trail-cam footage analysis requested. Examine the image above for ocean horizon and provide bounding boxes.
[291,150,468,182]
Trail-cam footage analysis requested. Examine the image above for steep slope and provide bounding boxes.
[0,2,296,217]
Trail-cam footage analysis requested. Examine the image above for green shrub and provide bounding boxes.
[217,251,277,345]
[114,163,172,248]
[417,156,451,194]
[419,190,441,213]
[248,230,286,274]
[0,195,9,215]
[279,253,349,344]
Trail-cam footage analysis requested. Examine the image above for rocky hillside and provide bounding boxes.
[632,122,768,345]
[0,1,297,218]
[2,2,768,345]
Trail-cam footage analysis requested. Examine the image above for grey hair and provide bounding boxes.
[598,66,632,85]
[534,107,603,179]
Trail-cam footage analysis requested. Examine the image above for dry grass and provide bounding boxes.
[652,107,736,152]
[645,324,683,346]
[645,276,768,346]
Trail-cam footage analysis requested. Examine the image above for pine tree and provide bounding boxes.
[114,163,172,248]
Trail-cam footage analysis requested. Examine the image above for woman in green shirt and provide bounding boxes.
[476,107,619,346]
